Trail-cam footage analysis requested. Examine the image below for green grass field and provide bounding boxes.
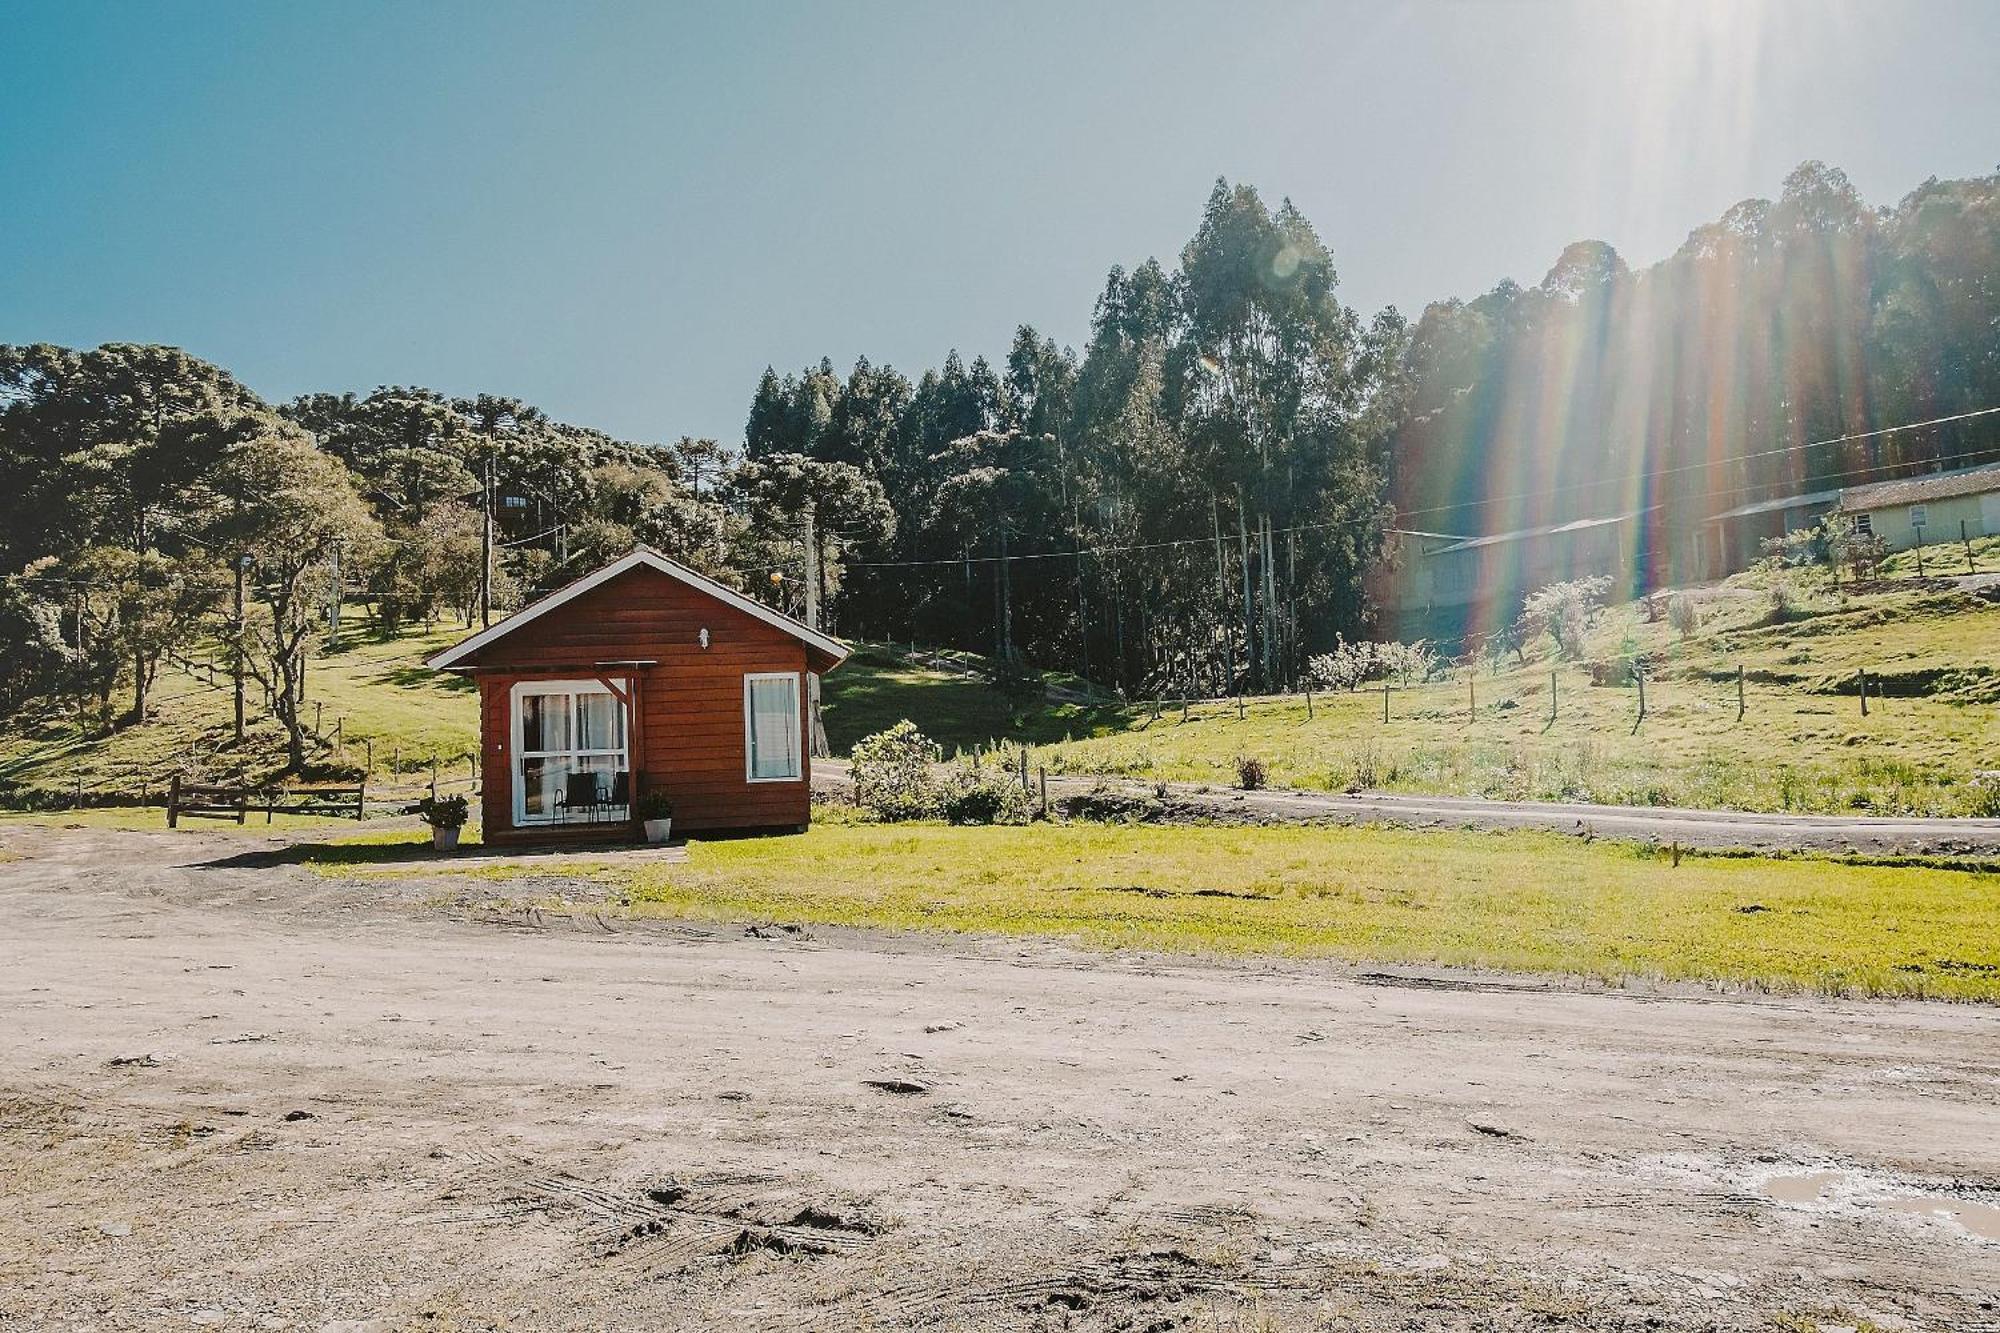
[502,816,2000,1001]
[3,563,1995,816]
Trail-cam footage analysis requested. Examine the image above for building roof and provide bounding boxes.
[1427,507,1650,556]
[425,546,850,671]
[1837,460,2000,513]
[1702,488,1842,524]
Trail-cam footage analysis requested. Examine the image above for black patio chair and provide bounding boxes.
[554,769,632,824]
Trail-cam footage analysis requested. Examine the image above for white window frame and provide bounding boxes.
[509,678,629,825]
[743,671,803,784]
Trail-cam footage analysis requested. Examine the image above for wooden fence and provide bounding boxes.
[166,774,368,827]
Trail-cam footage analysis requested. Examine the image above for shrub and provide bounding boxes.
[636,789,674,822]
[1235,755,1267,790]
[1379,639,1438,685]
[1759,528,1821,568]
[1969,772,2000,819]
[1520,576,1612,659]
[1666,593,1700,640]
[1757,560,1797,620]
[850,720,942,821]
[940,775,1034,825]
[1306,636,1437,690]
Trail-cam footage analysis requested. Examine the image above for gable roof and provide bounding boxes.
[1427,507,1651,556]
[1702,488,1842,524]
[424,546,850,671]
[1837,461,2000,513]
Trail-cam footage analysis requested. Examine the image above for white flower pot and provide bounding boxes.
[643,818,673,844]
[431,825,461,852]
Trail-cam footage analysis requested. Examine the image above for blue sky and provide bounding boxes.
[3,1,1996,444]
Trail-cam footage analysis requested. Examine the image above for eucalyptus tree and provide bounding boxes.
[1173,180,1368,687]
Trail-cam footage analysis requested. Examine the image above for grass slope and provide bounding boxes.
[0,609,480,807]
[1037,569,2000,817]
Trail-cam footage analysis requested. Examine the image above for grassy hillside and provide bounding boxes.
[1040,565,2000,816]
[3,558,1996,817]
[0,609,480,808]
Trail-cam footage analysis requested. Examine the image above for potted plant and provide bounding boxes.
[414,794,469,851]
[637,789,674,844]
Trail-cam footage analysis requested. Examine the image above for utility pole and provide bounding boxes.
[1212,495,1235,697]
[232,554,247,745]
[1072,497,1090,688]
[802,503,820,630]
[479,454,494,628]
[802,504,829,759]
[327,539,343,651]
[1236,490,1255,693]
[1261,514,1278,688]
[997,517,1013,663]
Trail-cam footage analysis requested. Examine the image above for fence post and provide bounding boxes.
[429,756,439,797]
[334,716,343,754]
[1305,686,1313,720]
[314,701,323,741]
[1382,681,1390,724]
[1634,664,1646,729]
[1038,764,1048,817]
[1236,696,1245,721]
[355,779,367,821]
[365,738,373,775]
[168,773,181,828]
[74,776,84,810]
[1468,675,1475,723]
[1018,747,1029,794]
[1550,670,1558,723]
[1737,664,1745,721]
[1964,519,1976,574]
[1859,668,1868,716]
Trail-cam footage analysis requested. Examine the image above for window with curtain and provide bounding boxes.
[744,673,801,782]
[513,681,628,823]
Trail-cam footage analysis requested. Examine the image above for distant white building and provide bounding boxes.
[1835,461,2000,553]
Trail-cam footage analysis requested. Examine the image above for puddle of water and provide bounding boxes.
[1763,1171,1845,1205]
[1879,1194,2000,1242]
[1759,1169,2000,1242]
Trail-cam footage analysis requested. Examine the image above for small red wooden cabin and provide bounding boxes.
[425,547,848,841]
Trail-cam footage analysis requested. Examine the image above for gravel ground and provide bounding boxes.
[3,823,1998,1332]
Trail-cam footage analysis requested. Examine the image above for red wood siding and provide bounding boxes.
[461,566,815,838]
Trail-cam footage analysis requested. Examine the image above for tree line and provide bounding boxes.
[1393,161,2000,577]
[5,163,1998,766]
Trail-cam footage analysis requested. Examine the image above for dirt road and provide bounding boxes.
[3,824,1998,1332]
[817,760,2000,855]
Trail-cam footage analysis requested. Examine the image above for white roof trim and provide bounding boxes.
[424,547,850,670]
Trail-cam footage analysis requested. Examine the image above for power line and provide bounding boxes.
[722,434,2000,576]
[1392,404,2000,528]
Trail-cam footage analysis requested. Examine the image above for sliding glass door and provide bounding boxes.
[511,680,629,825]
